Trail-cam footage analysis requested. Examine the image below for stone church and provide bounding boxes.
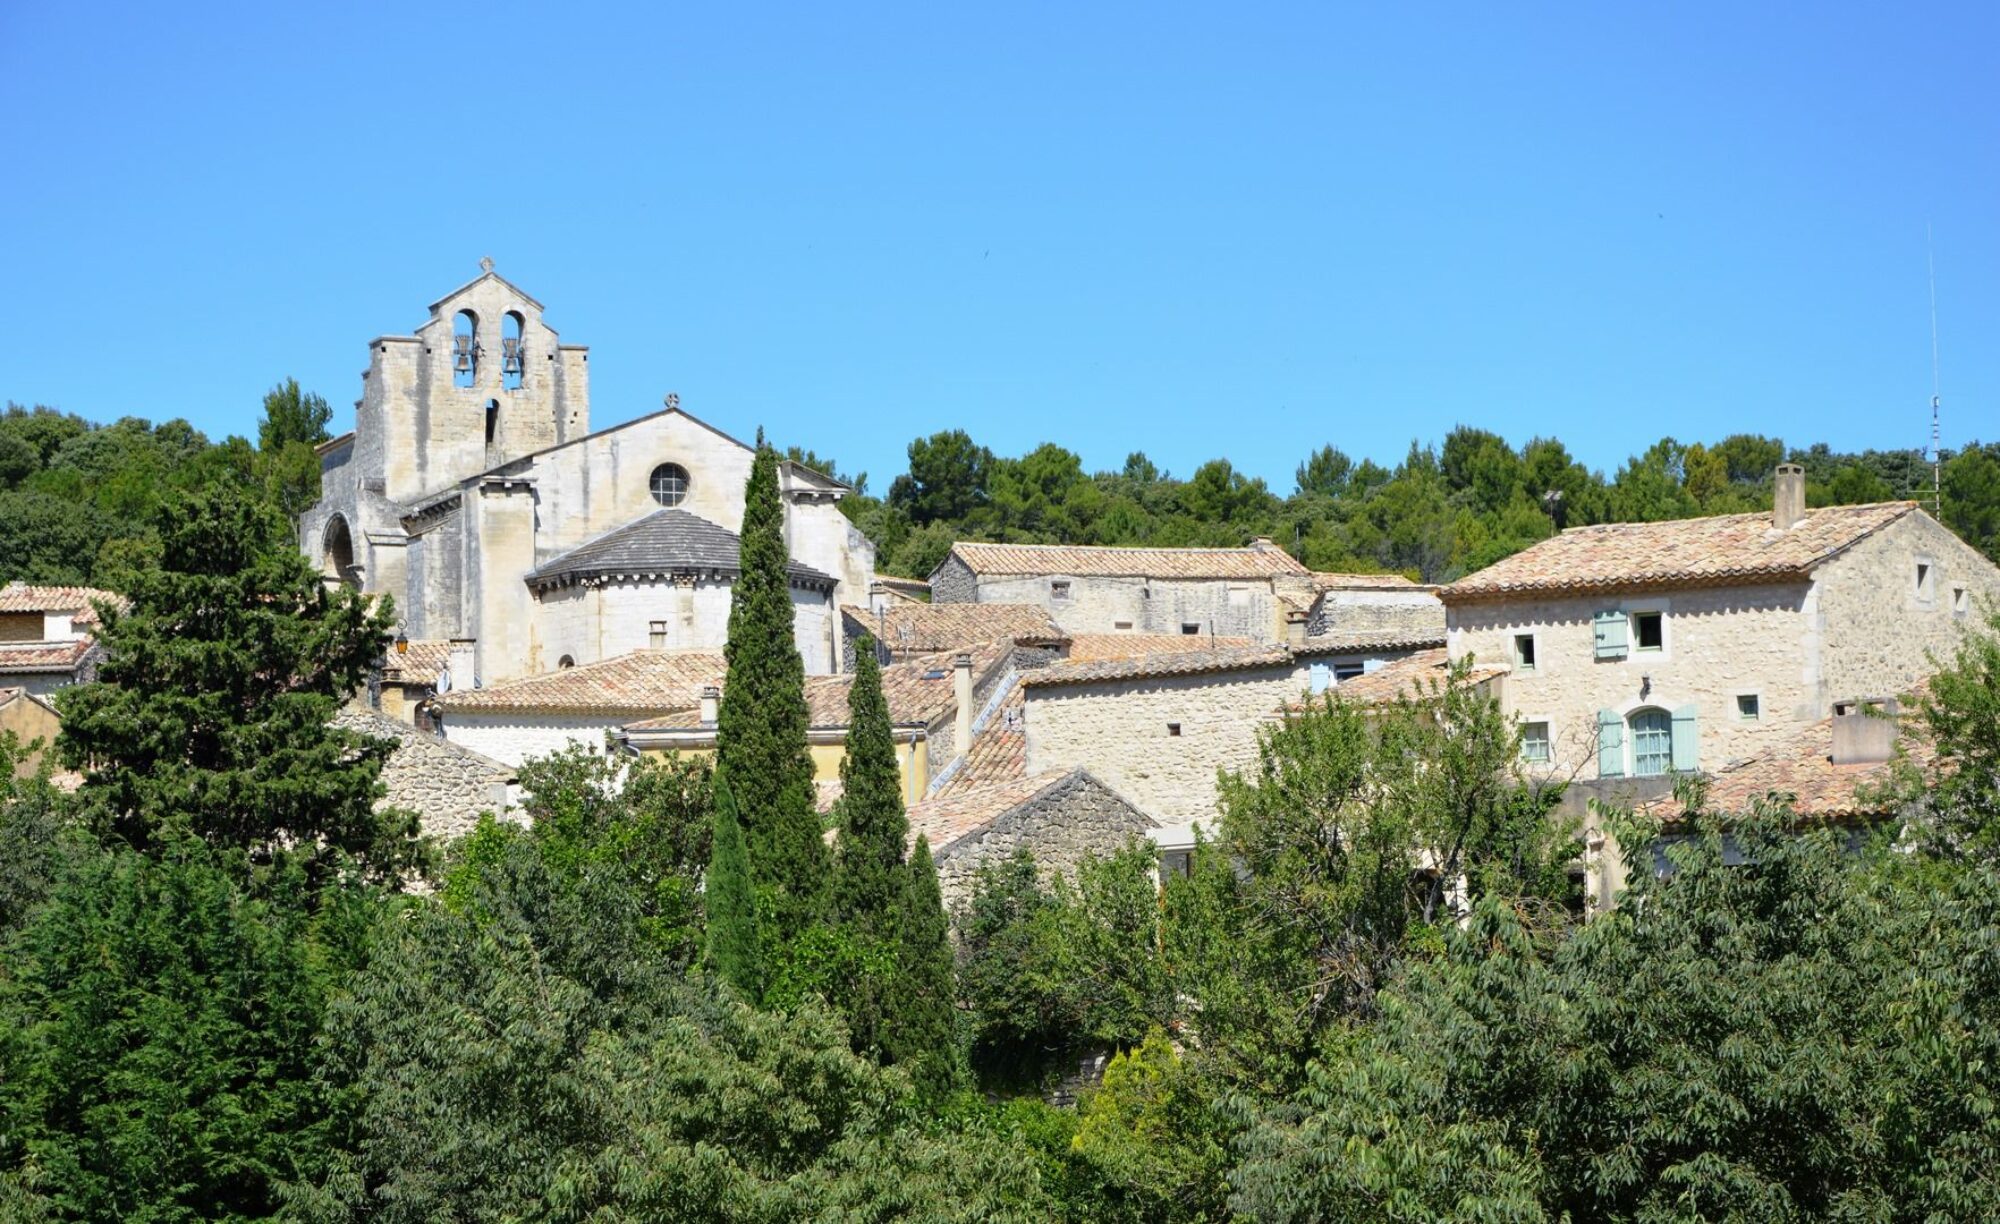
[299,263,878,687]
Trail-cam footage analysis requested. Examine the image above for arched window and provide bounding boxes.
[323,516,357,587]
[452,311,479,388]
[557,654,575,669]
[485,398,500,447]
[501,312,525,390]
[649,462,690,507]
[1629,707,1673,777]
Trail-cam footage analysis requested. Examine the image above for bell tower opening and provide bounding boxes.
[502,311,525,390]
[452,310,479,388]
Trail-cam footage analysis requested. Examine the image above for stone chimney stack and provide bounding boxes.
[699,685,720,726]
[953,652,974,754]
[1832,698,1898,766]
[869,581,889,615]
[1773,463,1806,530]
[446,638,477,690]
[1285,609,1309,649]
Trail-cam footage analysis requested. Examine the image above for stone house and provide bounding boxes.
[0,687,63,776]
[435,649,726,766]
[1441,466,2000,785]
[0,583,121,696]
[1021,644,1309,830]
[840,599,1064,667]
[299,262,879,690]
[334,705,519,845]
[902,768,1157,913]
[929,540,1313,641]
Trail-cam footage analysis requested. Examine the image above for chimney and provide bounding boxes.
[1831,697,1898,766]
[446,638,477,690]
[953,652,974,753]
[699,685,720,726]
[1773,463,1806,530]
[869,580,889,615]
[1250,536,1278,552]
[1285,609,1308,649]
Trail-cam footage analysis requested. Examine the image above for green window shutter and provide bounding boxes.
[1671,703,1699,772]
[1597,709,1625,778]
[1593,610,1629,659]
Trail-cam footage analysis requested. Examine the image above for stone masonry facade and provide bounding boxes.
[930,770,1158,914]
[336,706,519,844]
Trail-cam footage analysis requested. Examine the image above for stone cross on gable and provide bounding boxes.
[479,256,495,274]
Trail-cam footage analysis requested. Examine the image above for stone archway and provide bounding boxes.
[323,515,359,588]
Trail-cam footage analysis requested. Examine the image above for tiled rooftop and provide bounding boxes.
[1443,502,1917,601]
[1638,715,1933,822]
[0,583,125,626]
[626,640,1017,733]
[524,508,837,590]
[1300,647,1509,706]
[906,769,1078,857]
[1306,571,1430,591]
[382,639,451,684]
[1020,643,1296,688]
[1063,633,1256,662]
[930,685,1026,798]
[0,638,98,674]
[1294,629,1447,655]
[941,540,1308,580]
[438,650,726,715]
[840,602,1064,654]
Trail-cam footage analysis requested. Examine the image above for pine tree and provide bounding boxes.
[55,483,422,887]
[889,836,965,1097]
[705,768,762,998]
[832,640,909,931]
[716,437,826,938]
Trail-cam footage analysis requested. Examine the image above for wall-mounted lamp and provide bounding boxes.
[394,630,409,655]
[1640,674,1652,698]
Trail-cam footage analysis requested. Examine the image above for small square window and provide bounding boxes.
[1181,623,1200,635]
[1521,721,1551,763]
[1915,562,1935,602]
[1166,722,1182,737]
[1953,586,1970,617]
[1334,663,1365,682]
[1114,621,1133,631]
[648,620,668,649]
[1513,633,1536,673]
[1633,612,1663,651]
[1051,580,1071,600]
[1736,693,1761,721]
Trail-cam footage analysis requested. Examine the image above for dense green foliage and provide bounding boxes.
[716,436,827,947]
[706,768,764,997]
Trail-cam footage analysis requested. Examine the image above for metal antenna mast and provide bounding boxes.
[1927,223,1943,517]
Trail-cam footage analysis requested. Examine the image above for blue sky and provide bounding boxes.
[2,2,1993,494]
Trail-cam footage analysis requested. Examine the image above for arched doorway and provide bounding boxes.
[323,515,359,587]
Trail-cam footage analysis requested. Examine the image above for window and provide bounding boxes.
[484,398,500,447]
[1181,623,1200,635]
[1166,722,1182,737]
[1159,849,1192,879]
[1113,620,1133,631]
[1633,611,1664,652]
[1513,633,1536,673]
[1521,721,1551,763]
[1953,586,1970,617]
[649,463,690,507]
[1050,580,1071,600]
[649,620,668,649]
[1593,610,1629,659]
[1736,693,1761,721]
[1916,561,1935,602]
[501,312,525,390]
[1334,662,1365,682]
[1630,708,1673,777]
[557,655,575,669]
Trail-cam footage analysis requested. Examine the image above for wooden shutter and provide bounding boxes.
[1671,704,1699,772]
[1597,709,1625,778]
[1593,610,1629,660]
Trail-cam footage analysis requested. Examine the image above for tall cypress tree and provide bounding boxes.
[832,640,909,931]
[716,435,825,938]
[891,835,966,1098]
[705,767,762,999]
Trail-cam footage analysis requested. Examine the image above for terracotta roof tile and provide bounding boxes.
[625,640,1016,733]
[1638,715,1934,822]
[0,638,98,674]
[941,540,1307,580]
[382,639,451,683]
[1307,571,1430,591]
[1444,502,1918,601]
[1295,629,1447,655]
[841,602,1064,654]
[930,686,1026,797]
[906,769,1077,856]
[1303,647,1509,706]
[438,650,726,715]
[0,583,125,626]
[1020,643,1295,688]
[1063,633,1257,661]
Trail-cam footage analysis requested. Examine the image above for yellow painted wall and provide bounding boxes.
[642,735,928,806]
[0,694,61,776]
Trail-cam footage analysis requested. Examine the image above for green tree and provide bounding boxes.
[1943,441,2000,561]
[257,377,332,452]
[55,483,422,888]
[716,436,826,944]
[1068,1030,1233,1223]
[888,429,992,526]
[1903,604,2000,864]
[705,768,762,998]
[832,645,911,931]
[889,835,964,1097]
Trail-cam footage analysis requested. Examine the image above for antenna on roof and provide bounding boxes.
[1926,222,1943,518]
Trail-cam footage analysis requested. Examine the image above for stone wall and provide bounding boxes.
[1024,663,1308,825]
[934,770,1157,914]
[335,706,519,846]
[960,572,1284,641]
[1814,511,2000,707]
[442,711,629,768]
[929,555,977,603]
[1448,582,1814,780]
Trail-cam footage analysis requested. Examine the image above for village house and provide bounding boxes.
[333,705,520,844]
[0,584,122,696]
[298,262,880,690]
[434,649,727,766]
[839,598,1065,667]
[903,768,1158,912]
[1440,466,2000,785]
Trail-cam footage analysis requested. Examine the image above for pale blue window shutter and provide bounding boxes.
[1597,709,1625,778]
[1671,704,1699,772]
[1309,663,1331,695]
[1593,610,1629,660]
